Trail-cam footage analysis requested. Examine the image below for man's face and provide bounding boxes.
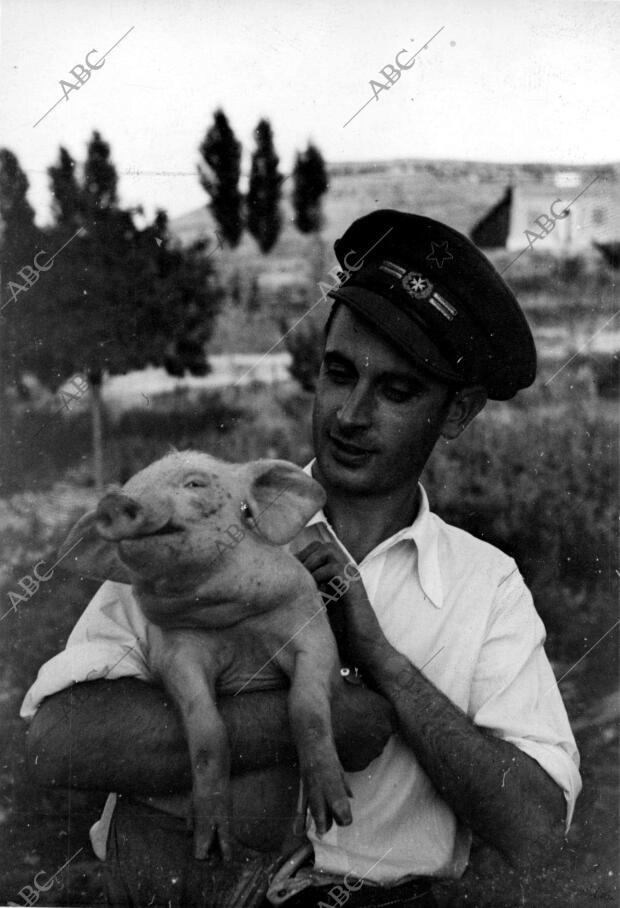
[312,305,455,497]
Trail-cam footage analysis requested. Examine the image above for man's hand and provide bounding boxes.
[296,540,392,674]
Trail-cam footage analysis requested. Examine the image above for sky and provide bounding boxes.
[1,0,618,226]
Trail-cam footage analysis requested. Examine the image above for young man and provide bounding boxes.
[22,210,580,907]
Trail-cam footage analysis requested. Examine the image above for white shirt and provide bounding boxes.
[21,482,581,884]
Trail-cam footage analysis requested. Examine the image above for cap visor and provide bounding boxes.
[328,285,462,383]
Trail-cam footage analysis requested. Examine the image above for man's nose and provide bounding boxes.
[336,383,373,430]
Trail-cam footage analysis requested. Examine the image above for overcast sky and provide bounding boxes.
[1,0,618,226]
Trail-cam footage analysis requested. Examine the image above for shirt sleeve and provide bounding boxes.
[468,567,582,831]
[20,580,152,719]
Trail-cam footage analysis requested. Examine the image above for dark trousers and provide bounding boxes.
[104,796,437,908]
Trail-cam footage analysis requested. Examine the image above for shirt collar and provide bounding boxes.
[303,461,444,609]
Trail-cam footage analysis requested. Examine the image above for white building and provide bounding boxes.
[506,174,620,253]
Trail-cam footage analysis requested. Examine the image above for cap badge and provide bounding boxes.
[378,261,435,299]
[401,271,434,300]
[378,260,456,318]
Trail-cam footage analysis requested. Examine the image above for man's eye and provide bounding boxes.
[324,366,351,383]
[383,386,413,402]
[240,501,258,527]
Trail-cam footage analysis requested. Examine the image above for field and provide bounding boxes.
[0,163,618,906]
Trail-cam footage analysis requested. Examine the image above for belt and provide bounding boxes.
[273,877,436,907]
[267,844,436,907]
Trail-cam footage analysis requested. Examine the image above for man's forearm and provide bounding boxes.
[26,675,395,794]
[26,678,297,795]
[367,648,566,870]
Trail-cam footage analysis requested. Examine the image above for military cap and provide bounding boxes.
[327,209,536,400]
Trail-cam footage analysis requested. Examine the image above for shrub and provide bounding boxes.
[280,316,324,392]
[588,351,619,398]
[422,397,618,667]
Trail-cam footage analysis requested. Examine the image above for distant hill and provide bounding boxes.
[171,156,617,248]
[170,157,619,354]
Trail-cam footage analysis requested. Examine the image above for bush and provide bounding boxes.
[422,397,618,667]
[0,389,245,494]
[280,316,324,392]
[588,350,619,398]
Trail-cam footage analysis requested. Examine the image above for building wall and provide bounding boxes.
[506,182,620,252]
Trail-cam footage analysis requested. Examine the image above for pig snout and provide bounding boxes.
[96,492,152,541]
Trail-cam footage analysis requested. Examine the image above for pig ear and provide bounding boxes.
[245,460,326,544]
[57,510,133,584]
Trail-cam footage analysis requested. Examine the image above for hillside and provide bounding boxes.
[170,157,618,249]
[170,158,620,356]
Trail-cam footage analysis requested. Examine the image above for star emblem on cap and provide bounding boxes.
[426,241,453,269]
[402,272,433,299]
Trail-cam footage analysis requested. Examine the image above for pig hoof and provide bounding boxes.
[193,834,213,861]
[217,829,233,862]
[306,771,352,833]
[193,822,232,861]
[192,821,218,860]
[332,798,352,827]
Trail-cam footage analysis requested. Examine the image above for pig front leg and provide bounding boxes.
[287,651,353,836]
[146,626,232,860]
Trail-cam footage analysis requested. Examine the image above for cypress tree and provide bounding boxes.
[247,119,282,253]
[198,110,243,248]
[292,143,328,234]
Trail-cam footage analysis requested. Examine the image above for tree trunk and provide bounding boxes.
[89,372,104,493]
[0,388,13,492]
[312,231,327,292]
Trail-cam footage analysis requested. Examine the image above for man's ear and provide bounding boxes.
[441,386,488,440]
[57,510,133,584]
[244,460,326,544]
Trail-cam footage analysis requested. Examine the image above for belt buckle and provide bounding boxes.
[267,842,315,905]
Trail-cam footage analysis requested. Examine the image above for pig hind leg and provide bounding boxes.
[156,642,232,861]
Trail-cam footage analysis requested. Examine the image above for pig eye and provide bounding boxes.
[184,478,207,489]
[240,501,256,524]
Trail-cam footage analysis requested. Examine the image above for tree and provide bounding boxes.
[14,134,223,490]
[290,141,330,296]
[0,149,45,470]
[48,147,82,228]
[247,275,260,313]
[280,315,323,393]
[83,130,118,214]
[198,109,243,248]
[292,143,328,234]
[247,119,282,253]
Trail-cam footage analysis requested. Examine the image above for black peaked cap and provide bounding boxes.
[328,209,537,400]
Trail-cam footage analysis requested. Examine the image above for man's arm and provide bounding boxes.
[26,676,395,793]
[368,646,566,871]
[297,541,567,873]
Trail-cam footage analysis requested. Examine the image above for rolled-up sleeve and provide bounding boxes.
[469,568,582,830]
[20,581,151,719]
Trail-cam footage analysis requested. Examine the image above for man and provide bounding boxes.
[22,210,580,907]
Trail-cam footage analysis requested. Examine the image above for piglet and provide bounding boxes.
[59,451,352,860]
